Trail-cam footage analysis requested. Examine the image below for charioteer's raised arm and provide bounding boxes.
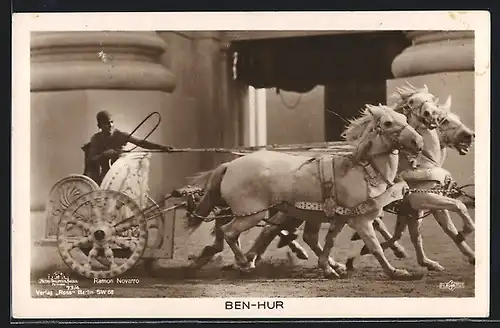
[126,134,174,152]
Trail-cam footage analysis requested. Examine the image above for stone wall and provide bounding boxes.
[30,31,237,274]
[31,31,177,209]
[266,87,325,145]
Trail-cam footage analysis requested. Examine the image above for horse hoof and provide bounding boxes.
[424,261,445,272]
[245,253,258,263]
[332,265,347,277]
[390,269,424,281]
[323,269,340,279]
[391,269,424,281]
[469,258,475,265]
[238,265,254,274]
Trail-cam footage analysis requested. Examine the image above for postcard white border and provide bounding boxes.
[12,11,491,319]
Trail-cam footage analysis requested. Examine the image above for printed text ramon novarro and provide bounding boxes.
[93,278,140,284]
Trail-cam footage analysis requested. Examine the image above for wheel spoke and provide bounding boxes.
[103,245,118,269]
[104,197,117,222]
[68,235,93,249]
[113,216,138,234]
[110,236,137,251]
[85,246,99,269]
[90,198,106,222]
[67,218,90,232]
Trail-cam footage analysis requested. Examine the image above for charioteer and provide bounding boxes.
[82,110,174,185]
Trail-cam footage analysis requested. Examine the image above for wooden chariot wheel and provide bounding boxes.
[56,189,148,279]
[45,175,100,237]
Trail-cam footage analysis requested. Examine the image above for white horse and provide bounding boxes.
[242,84,443,269]
[186,104,424,280]
[246,85,475,274]
[346,95,475,271]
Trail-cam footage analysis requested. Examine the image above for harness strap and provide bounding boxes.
[295,180,407,217]
[319,156,339,217]
[294,154,407,217]
[319,156,335,200]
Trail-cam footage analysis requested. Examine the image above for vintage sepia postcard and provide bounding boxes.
[12,11,490,319]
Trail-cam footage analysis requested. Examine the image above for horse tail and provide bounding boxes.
[186,168,217,189]
[185,163,229,233]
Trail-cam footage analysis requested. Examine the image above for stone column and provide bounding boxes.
[158,31,239,170]
[31,31,176,273]
[387,31,475,186]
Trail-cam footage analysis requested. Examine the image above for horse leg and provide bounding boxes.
[220,212,267,272]
[379,215,408,251]
[246,223,281,267]
[286,238,309,260]
[246,214,305,267]
[349,213,414,280]
[407,217,445,271]
[189,216,231,270]
[302,220,347,276]
[277,217,309,260]
[432,209,475,265]
[318,218,347,278]
[408,192,475,237]
[359,216,408,258]
[373,217,408,258]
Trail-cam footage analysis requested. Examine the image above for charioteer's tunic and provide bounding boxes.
[82,129,129,185]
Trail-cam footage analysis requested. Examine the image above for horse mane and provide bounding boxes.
[390,81,429,113]
[444,111,460,122]
[341,104,386,142]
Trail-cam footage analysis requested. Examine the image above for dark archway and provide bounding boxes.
[229,31,411,141]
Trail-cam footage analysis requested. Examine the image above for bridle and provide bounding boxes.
[362,110,417,187]
[375,120,411,153]
[399,93,439,128]
[436,115,466,149]
[396,94,445,166]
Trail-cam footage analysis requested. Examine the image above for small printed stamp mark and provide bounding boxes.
[439,280,465,291]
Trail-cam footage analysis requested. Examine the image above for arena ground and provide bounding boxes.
[31,210,475,298]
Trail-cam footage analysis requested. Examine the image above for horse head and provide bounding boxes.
[437,96,475,155]
[342,104,423,163]
[392,82,442,130]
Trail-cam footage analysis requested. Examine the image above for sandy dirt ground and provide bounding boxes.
[31,210,475,298]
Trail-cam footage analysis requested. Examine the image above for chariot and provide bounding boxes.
[38,151,183,279]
